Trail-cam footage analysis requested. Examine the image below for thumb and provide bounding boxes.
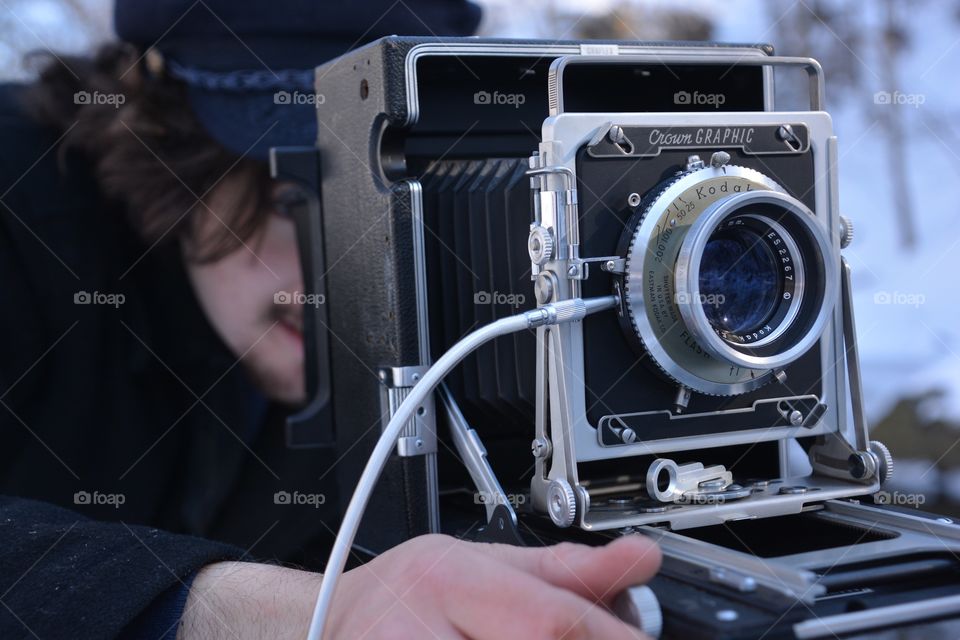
[476,535,661,606]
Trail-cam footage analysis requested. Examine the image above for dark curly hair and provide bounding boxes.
[24,42,273,262]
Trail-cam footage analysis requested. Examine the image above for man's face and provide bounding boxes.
[182,180,306,405]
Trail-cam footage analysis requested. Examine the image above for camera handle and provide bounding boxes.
[269,147,335,448]
[306,295,617,640]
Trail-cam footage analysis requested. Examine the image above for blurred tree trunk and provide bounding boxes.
[768,0,919,251]
[879,0,918,250]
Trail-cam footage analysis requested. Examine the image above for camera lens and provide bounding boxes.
[699,224,780,336]
[693,212,803,350]
[621,166,838,396]
[675,191,833,372]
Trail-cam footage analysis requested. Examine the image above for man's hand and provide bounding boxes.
[178,533,661,639]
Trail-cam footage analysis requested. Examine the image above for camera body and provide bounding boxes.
[273,37,960,638]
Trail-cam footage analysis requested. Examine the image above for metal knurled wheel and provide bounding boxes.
[870,440,894,484]
[546,479,577,528]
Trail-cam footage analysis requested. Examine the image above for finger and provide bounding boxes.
[384,617,464,640]
[367,617,464,640]
[441,553,649,640]
[474,535,661,606]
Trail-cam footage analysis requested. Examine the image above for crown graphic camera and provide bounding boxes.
[273,37,960,639]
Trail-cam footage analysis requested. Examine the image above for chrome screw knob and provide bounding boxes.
[870,440,894,485]
[839,215,854,249]
[546,479,577,528]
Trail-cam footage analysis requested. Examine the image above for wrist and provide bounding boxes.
[177,561,323,640]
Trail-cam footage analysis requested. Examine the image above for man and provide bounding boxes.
[0,1,661,637]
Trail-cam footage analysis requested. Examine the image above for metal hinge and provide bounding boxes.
[378,365,437,457]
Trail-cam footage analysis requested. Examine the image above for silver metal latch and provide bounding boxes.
[566,255,627,280]
[646,459,735,503]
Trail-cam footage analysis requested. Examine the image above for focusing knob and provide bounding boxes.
[839,216,854,249]
[870,440,894,485]
[528,224,555,266]
[613,585,663,639]
[546,479,577,528]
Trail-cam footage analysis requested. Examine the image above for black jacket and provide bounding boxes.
[0,84,340,638]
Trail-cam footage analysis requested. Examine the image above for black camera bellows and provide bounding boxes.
[421,158,536,435]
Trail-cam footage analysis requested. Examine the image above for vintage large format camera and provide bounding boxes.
[273,37,960,639]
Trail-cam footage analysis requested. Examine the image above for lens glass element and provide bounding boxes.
[698,225,780,336]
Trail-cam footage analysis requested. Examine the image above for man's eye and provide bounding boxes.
[273,202,295,219]
[272,190,306,219]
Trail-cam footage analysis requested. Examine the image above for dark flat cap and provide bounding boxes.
[114,0,482,159]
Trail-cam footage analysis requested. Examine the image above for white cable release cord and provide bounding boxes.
[305,295,618,640]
